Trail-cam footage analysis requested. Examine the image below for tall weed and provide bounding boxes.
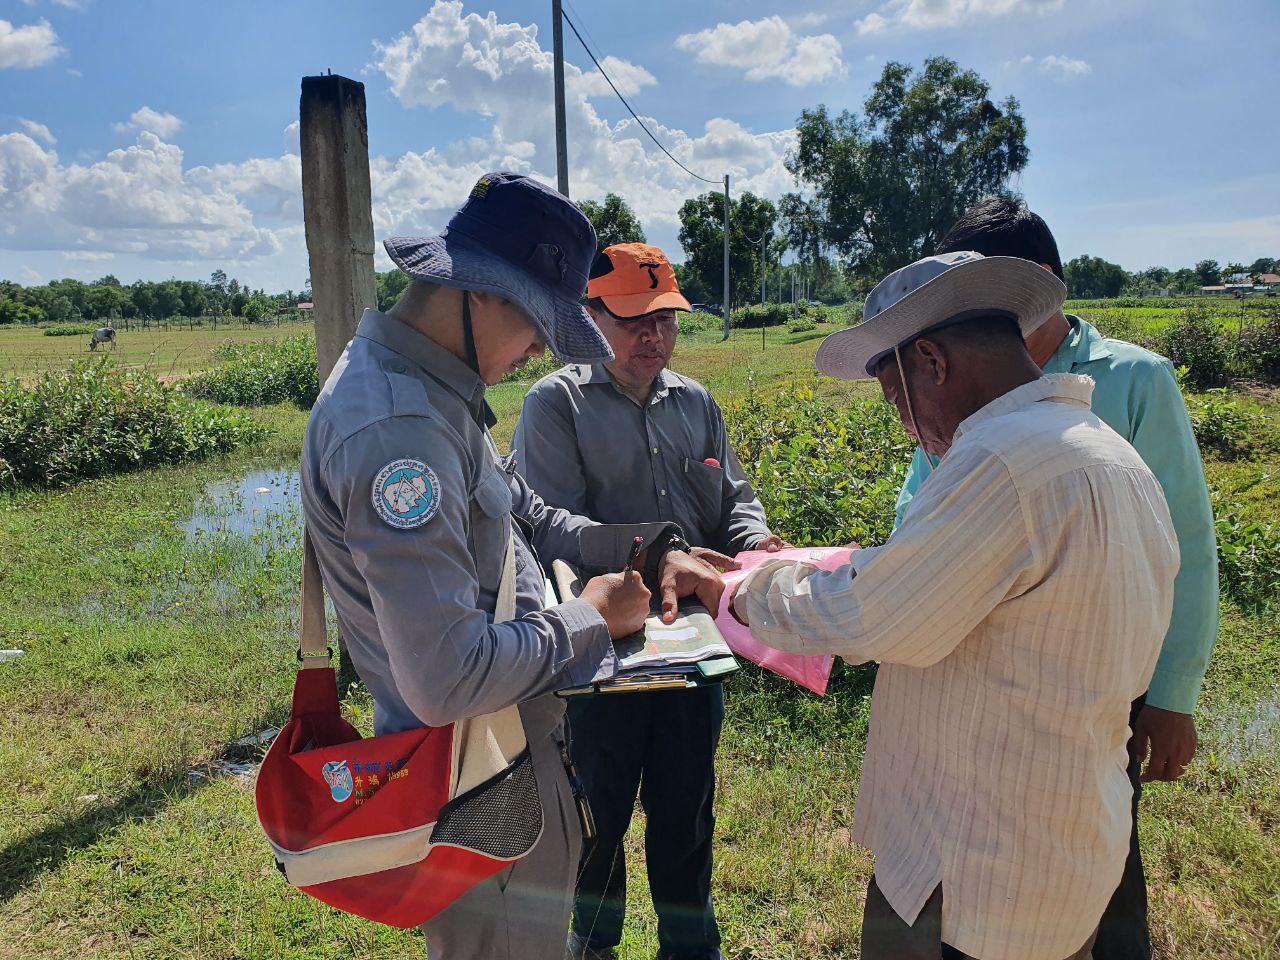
[183,335,319,408]
[1235,309,1280,384]
[1159,309,1232,389]
[0,362,266,489]
[724,387,914,548]
[1212,488,1280,611]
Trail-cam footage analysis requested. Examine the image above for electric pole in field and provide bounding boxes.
[756,231,768,306]
[722,174,730,341]
[748,229,769,349]
[552,0,569,197]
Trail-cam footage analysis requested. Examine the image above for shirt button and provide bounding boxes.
[660,489,667,496]
[651,446,659,455]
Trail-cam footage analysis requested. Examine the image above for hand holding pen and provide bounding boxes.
[579,536,650,640]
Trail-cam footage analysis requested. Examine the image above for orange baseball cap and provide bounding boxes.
[586,243,692,318]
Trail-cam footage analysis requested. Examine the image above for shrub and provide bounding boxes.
[0,362,266,489]
[677,311,720,337]
[1158,309,1232,389]
[1234,309,1280,384]
[1212,488,1280,612]
[1182,384,1267,460]
[731,303,796,329]
[43,323,101,337]
[184,335,319,408]
[724,387,914,548]
[787,314,817,333]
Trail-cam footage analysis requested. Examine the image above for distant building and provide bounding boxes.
[297,301,314,310]
[1258,274,1280,286]
[1199,285,1229,295]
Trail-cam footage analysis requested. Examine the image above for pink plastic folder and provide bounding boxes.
[714,547,858,696]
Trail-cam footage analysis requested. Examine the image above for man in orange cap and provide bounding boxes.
[513,242,783,960]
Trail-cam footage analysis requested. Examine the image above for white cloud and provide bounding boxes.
[674,16,844,87]
[113,106,183,139]
[855,13,888,35]
[1038,54,1091,77]
[371,1,797,249]
[790,12,830,28]
[577,56,656,99]
[867,0,1064,31]
[0,18,63,68]
[17,119,55,145]
[283,119,300,155]
[0,2,802,288]
[0,129,288,263]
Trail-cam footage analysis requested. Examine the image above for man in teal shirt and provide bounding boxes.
[892,198,1218,960]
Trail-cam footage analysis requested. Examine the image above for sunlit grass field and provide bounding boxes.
[0,321,309,382]
[0,317,1277,958]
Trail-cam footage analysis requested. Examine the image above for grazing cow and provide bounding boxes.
[89,325,117,351]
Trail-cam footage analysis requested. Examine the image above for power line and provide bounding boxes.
[559,8,721,185]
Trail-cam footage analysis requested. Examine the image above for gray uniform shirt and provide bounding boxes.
[302,310,628,742]
[512,364,771,554]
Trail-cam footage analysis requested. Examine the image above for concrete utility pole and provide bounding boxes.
[721,174,731,341]
[552,0,569,197]
[300,74,377,384]
[758,232,768,306]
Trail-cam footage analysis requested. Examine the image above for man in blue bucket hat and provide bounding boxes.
[301,172,726,960]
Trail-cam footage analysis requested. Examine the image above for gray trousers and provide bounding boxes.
[424,733,582,959]
[862,877,1097,960]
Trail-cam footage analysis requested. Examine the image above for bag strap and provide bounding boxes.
[298,529,333,669]
[495,527,517,624]
[298,524,517,668]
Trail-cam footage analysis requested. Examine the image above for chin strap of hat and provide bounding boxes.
[460,291,498,430]
[461,290,480,375]
[894,344,932,481]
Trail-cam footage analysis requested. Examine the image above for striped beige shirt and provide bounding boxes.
[735,374,1179,960]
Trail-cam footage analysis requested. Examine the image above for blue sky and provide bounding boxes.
[1,0,1276,291]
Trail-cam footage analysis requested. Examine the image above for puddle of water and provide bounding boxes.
[1206,691,1280,764]
[182,469,301,546]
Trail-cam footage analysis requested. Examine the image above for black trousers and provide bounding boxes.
[567,684,724,960]
[1092,696,1152,960]
[861,877,1097,960]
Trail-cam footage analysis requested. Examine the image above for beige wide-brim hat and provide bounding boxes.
[815,251,1067,381]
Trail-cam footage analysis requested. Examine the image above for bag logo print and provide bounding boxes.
[323,760,354,803]
[372,458,441,529]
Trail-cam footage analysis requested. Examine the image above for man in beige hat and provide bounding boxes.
[730,251,1180,960]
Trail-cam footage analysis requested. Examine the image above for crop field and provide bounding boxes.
[0,308,1277,958]
[0,321,309,383]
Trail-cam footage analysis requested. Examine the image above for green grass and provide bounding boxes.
[0,321,310,383]
[1,327,1277,958]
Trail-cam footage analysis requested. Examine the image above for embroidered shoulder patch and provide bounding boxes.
[372,458,441,529]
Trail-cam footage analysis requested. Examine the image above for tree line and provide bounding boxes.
[0,270,312,326]
[577,57,1275,307]
[5,58,1273,324]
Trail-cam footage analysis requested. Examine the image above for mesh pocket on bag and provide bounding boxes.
[430,747,542,859]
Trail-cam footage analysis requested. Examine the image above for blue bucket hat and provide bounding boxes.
[384,172,614,365]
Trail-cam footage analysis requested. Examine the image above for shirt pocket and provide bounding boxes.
[682,457,724,534]
[469,468,512,582]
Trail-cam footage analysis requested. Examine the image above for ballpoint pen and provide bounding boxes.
[623,535,644,576]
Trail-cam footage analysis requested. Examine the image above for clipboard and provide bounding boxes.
[549,560,740,697]
[556,657,741,698]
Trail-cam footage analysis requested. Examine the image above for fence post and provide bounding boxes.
[300,74,377,385]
